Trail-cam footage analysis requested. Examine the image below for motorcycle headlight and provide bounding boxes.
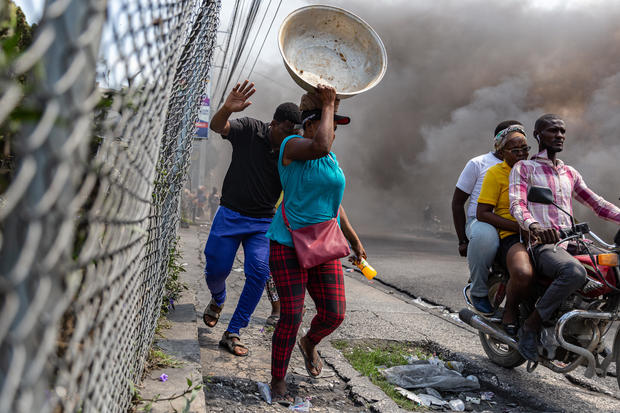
[597,253,619,267]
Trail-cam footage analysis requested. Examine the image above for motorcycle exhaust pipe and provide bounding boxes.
[459,308,520,351]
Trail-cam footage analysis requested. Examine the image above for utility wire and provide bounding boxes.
[212,0,243,102]
[253,70,300,94]
[222,0,250,82]
[214,0,250,106]
[216,0,262,109]
[214,0,246,100]
[246,0,283,82]
[232,0,274,87]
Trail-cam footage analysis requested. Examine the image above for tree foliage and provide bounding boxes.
[0,0,36,193]
[1,0,36,59]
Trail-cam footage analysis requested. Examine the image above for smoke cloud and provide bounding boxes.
[208,0,620,239]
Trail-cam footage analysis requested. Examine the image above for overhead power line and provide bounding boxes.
[246,0,283,82]
[212,0,243,102]
[216,0,262,109]
[232,0,274,87]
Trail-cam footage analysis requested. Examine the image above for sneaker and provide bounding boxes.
[471,295,494,316]
[517,327,539,361]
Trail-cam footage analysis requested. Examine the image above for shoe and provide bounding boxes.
[265,314,280,327]
[471,296,494,316]
[517,327,539,361]
[502,322,518,338]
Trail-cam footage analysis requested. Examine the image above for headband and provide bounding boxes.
[494,125,526,150]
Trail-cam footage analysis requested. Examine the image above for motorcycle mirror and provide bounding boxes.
[527,186,554,204]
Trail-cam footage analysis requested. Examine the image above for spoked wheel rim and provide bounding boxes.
[483,333,514,356]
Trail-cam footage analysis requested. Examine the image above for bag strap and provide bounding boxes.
[281,202,292,233]
[279,146,341,233]
[281,200,340,233]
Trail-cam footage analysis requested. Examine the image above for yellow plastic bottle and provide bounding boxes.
[356,258,377,280]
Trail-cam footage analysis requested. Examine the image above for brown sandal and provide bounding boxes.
[297,339,322,378]
[203,298,223,327]
[265,314,280,327]
[219,331,249,357]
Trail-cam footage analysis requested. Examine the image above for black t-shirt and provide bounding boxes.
[219,117,282,218]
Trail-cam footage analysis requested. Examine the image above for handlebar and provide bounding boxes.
[558,223,590,239]
[555,223,617,250]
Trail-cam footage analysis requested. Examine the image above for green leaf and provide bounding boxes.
[186,377,192,387]
[2,33,20,58]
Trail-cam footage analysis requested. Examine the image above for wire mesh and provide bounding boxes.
[0,0,221,412]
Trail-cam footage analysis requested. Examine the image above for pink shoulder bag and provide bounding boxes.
[281,203,350,269]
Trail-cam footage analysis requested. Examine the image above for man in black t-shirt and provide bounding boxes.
[202,80,301,356]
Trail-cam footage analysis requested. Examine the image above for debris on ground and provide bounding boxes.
[257,382,271,404]
[481,391,494,400]
[382,361,481,392]
[289,397,312,411]
[448,398,465,411]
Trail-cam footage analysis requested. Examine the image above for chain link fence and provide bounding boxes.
[0,0,220,411]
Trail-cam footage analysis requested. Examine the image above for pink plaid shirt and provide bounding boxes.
[509,150,620,231]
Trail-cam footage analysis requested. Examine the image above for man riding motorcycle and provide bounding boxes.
[508,113,620,361]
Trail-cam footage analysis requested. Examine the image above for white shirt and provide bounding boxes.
[456,151,502,219]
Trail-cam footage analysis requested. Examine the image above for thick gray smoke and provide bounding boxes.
[208,0,620,239]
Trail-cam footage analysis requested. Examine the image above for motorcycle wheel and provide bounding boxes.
[479,332,525,369]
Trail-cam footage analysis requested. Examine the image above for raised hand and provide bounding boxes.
[223,80,256,112]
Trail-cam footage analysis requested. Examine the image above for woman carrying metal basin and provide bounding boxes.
[265,84,366,402]
[266,5,386,402]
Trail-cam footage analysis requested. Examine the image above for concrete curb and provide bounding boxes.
[137,288,207,413]
[320,345,408,413]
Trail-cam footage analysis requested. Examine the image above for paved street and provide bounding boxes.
[358,232,468,312]
[360,231,620,409]
[180,225,620,412]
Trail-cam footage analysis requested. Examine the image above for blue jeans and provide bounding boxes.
[465,218,500,298]
[204,206,272,335]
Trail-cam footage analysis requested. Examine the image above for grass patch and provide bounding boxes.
[161,236,188,316]
[332,339,434,411]
[154,317,172,338]
[146,347,183,370]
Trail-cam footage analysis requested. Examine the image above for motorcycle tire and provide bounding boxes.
[479,332,526,369]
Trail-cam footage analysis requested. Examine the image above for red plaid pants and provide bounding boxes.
[269,241,346,379]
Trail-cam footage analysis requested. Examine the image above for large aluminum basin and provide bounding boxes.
[278,5,387,99]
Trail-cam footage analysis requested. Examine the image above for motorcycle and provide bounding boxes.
[459,186,620,388]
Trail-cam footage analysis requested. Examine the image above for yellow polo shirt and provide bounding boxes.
[477,161,517,239]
